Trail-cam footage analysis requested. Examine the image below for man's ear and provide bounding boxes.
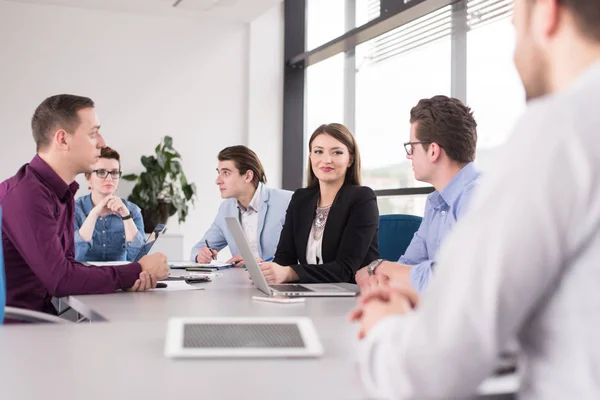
[245,170,254,183]
[54,129,69,150]
[429,143,442,163]
[537,0,560,40]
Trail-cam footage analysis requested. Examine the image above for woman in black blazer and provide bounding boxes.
[258,123,380,284]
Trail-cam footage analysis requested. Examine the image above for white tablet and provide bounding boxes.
[165,317,324,358]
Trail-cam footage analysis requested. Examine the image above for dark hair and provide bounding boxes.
[31,94,95,151]
[218,145,267,188]
[306,123,362,188]
[85,146,121,180]
[409,95,477,164]
[557,0,600,41]
[100,146,121,165]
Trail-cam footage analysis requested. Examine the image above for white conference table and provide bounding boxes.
[0,268,518,399]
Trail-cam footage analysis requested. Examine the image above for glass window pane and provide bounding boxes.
[306,0,380,51]
[356,0,381,28]
[377,194,428,216]
[306,0,345,51]
[355,14,452,191]
[304,53,346,182]
[467,18,525,172]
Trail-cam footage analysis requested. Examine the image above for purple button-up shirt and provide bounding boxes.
[0,155,141,314]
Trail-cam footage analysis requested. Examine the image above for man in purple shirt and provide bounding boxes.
[0,94,169,315]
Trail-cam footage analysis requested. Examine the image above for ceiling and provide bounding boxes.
[5,0,284,22]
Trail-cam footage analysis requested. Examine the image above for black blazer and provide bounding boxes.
[274,184,380,283]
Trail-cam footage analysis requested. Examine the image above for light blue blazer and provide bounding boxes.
[190,185,293,261]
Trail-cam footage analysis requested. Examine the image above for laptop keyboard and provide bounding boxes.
[183,323,305,348]
[270,284,314,292]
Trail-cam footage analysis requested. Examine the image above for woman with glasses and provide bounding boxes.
[74,147,145,262]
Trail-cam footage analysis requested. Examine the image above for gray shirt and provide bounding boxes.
[358,59,600,399]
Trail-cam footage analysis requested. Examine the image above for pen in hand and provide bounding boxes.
[205,239,216,260]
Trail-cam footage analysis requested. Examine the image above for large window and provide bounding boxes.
[356,6,452,192]
[306,0,381,51]
[377,194,428,216]
[289,0,521,217]
[305,53,345,142]
[467,14,524,171]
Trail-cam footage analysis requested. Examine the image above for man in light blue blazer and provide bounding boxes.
[191,146,293,266]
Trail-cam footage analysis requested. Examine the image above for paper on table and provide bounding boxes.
[207,260,234,267]
[87,261,129,266]
[169,260,233,268]
[152,281,205,292]
[169,260,234,269]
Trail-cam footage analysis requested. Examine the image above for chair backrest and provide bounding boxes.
[0,206,5,324]
[378,214,423,262]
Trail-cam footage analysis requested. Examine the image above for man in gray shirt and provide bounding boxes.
[351,0,600,398]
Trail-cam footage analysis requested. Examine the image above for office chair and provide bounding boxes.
[0,206,69,324]
[378,214,423,262]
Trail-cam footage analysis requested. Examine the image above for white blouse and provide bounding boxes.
[306,227,324,265]
[305,204,331,265]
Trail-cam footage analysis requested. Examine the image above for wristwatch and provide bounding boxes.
[367,258,383,276]
[121,213,132,220]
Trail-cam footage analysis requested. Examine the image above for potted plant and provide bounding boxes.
[122,136,197,233]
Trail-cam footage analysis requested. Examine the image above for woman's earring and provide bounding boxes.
[88,185,91,190]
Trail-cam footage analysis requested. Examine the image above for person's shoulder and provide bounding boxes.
[263,186,293,201]
[291,186,318,201]
[73,195,87,215]
[216,197,237,215]
[269,186,294,198]
[0,166,52,208]
[75,193,89,205]
[513,92,573,142]
[122,197,142,213]
[341,184,376,200]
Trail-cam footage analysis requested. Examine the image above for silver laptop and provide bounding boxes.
[225,217,358,297]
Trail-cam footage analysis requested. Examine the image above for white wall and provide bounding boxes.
[0,0,284,258]
[247,3,284,188]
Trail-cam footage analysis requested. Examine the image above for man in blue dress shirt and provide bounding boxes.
[356,95,480,293]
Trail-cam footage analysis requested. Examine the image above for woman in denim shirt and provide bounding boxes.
[74,147,145,262]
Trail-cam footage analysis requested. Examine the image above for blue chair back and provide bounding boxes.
[0,206,5,324]
[378,214,423,262]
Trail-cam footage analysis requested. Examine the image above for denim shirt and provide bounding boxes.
[74,194,145,262]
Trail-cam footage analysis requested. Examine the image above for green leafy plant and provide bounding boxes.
[122,136,196,233]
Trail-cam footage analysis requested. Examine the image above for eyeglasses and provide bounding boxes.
[403,141,432,156]
[92,169,122,179]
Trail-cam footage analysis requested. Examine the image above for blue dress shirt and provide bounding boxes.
[74,194,145,262]
[400,162,480,292]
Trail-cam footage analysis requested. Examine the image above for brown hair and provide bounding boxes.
[306,123,362,188]
[218,145,267,188]
[556,0,600,41]
[31,94,95,151]
[85,146,121,180]
[100,146,121,165]
[409,95,477,164]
